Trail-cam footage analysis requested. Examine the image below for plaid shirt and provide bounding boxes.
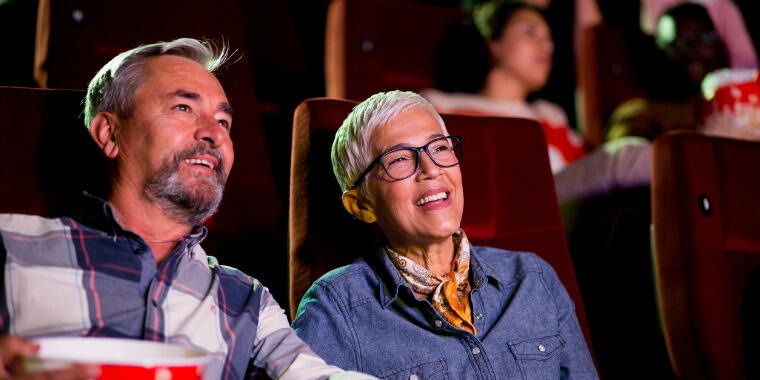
[0,194,343,380]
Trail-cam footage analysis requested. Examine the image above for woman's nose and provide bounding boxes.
[417,151,441,179]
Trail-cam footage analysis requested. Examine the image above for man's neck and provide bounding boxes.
[109,186,193,265]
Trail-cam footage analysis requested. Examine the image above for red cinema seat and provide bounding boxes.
[325,0,466,100]
[288,97,593,353]
[653,131,760,379]
[577,23,645,147]
[0,86,107,216]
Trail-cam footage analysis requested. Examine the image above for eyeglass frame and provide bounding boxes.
[349,135,463,190]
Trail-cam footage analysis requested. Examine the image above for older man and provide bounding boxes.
[0,38,372,380]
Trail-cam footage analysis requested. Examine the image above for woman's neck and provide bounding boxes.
[388,237,456,276]
[480,69,528,102]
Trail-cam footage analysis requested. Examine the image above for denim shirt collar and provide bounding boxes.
[372,243,504,308]
[73,191,208,253]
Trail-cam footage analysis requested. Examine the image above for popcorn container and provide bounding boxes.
[23,337,209,380]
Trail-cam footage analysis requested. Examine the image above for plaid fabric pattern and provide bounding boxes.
[0,194,342,380]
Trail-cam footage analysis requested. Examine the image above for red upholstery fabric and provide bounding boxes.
[289,97,593,352]
[40,0,281,235]
[0,86,106,216]
[577,24,644,147]
[325,0,465,100]
[653,131,760,379]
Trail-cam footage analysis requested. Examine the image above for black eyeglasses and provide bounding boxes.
[350,135,463,189]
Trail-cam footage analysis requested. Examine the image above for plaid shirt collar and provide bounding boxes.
[72,191,208,251]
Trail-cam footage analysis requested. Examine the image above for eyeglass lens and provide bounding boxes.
[380,137,461,180]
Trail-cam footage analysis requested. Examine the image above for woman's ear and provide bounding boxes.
[342,189,377,224]
[89,112,119,159]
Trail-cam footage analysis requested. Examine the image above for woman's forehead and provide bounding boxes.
[370,109,445,150]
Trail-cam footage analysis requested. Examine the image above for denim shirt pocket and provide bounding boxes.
[376,358,448,380]
[507,334,565,377]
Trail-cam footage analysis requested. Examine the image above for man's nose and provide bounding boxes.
[195,116,225,148]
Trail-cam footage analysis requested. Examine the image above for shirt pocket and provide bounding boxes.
[377,358,448,380]
[507,334,565,378]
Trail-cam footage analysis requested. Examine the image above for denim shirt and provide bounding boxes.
[292,245,598,380]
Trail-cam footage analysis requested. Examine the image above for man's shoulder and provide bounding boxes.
[205,257,259,289]
[0,213,74,237]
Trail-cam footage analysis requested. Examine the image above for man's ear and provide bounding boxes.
[342,189,377,224]
[89,112,119,159]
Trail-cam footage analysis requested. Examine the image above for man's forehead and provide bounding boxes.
[142,55,223,89]
[164,88,233,116]
[138,56,230,107]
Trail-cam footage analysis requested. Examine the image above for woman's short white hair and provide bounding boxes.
[331,90,448,195]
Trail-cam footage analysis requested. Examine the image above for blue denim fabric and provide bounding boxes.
[292,245,598,380]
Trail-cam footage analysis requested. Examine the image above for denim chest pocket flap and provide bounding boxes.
[508,334,565,360]
[377,358,447,380]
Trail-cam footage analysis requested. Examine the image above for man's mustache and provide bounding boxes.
[173,144,227,182]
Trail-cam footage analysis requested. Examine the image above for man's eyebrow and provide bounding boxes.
[170,89,200,101]
[169,89,233,117]
[219,102,233,117]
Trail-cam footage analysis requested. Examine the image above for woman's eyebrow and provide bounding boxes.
[383,134,445,152]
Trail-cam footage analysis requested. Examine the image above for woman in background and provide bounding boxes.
[424,0,651,202]
[424,1,586,174]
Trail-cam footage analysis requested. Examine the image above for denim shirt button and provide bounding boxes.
[475,278,483,286]
[409,375,419,380]
[472,347,481,355]
[434,320,443,328]
[538,344,546,352]
[475,313,483,320]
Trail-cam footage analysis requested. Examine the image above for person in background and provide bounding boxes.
[424,1,586,174]
[425,0,651,202]
[641,0,756,69]
[605,2,731,141]
[0,38,374,380]
[292,90,597,379]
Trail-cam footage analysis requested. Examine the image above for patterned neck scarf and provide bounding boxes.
[386,230,476,335]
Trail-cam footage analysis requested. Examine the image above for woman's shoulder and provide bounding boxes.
[470,245,569,303]
[530,99,569,125]
[421,88,534,118]
[471,245,553,276]
[309,258,378,295]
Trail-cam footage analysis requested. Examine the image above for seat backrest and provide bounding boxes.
[289,97,592,350]
[577,23,644,147]
[325,0,465,100]
[0,86,107,216]
[652,131,760,379]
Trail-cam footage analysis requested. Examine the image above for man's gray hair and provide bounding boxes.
[331,90,448,195]
[83,38,230,129]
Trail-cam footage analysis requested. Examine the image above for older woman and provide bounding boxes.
[292,91,597,379]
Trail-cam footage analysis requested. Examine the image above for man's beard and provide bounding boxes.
[144,144,227,226]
